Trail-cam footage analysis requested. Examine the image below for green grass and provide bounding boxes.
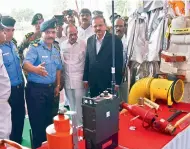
[21,117,31,147]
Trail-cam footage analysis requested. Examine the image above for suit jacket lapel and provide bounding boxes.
[92,35,97,57]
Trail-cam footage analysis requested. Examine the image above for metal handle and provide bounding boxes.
[167,110,182,122]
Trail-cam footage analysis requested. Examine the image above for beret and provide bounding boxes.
[40,18,56,32]
[54,15,64,26]
[31,13,43,25]
[1,16,16,27]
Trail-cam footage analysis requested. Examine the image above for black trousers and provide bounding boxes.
[52,94,60,118]
[90,84,107,97]
[9,83,25,144]
[25,82,54,149]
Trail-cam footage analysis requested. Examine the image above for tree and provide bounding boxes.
[11,8,34,22]
[105,0,128,18]
[52,0,69,14]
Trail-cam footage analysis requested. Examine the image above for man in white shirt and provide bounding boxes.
[78,8,94,42]
[114,18,129,102]
[0,23,11,139]
[114,18,127,63]
[60,24,86,126]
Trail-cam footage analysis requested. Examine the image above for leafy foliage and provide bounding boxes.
[11,8,34,22]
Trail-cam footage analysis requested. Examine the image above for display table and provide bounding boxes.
[39,102,190,149]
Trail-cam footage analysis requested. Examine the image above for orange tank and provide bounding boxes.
[46,114,74,149]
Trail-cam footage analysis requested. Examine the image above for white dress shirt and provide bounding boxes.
[78,25,94,42]
[0,49,11,101]
[60,39,86,89]
[55,36,67,45]
[96,32,106,54]
[0,48,11,139]
[121,35,128,63]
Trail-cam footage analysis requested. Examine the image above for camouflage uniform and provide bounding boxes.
[18,32,41,62]
[18,13,44,62]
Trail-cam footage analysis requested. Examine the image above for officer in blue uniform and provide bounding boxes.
[23,18,62,148]
[0,16,25,144]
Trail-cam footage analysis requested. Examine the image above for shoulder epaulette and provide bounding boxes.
[53,41,60,51]
[30,38,41,47]
[25,32,34,39]
[12,38,17,46]
[54,40,59,44]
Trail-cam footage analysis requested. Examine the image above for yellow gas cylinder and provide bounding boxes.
[150,78,184,106]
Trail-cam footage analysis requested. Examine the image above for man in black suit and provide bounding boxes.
[83,15,123,97]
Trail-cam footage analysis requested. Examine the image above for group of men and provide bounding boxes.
[0,8,128,149]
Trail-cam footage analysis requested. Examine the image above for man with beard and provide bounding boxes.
[60,24,86,126]
[0,22,12,140]
[78,8,94,42]
[114,18,128,102]
[18,13,44,62]
[23,18,62,148]
[0,16,25,144]
[114,18,127,62]
[83,16,123,97]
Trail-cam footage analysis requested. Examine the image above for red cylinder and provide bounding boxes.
[120,102,176,135]
[121,103,155,124]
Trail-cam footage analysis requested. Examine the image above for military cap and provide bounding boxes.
[92,10,103,17]
[1,16,16,28]
[80,8,91,16]
[54,15,64,26]
[109,13,121,21]
[66,9,74,16]
[31,13,43,25]
[40,18,56,32]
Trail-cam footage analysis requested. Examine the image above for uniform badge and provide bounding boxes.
[37,14,42,19]
[26,32,34,39]
[3,52,9,56]
[32,42,39,47]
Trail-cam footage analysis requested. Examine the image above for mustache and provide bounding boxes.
[47,37,54,40]
[82,18,88,21]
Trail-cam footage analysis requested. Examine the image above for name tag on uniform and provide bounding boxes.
[3,52,9,56]
[42,56,48,58]
[52,55,59,60]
